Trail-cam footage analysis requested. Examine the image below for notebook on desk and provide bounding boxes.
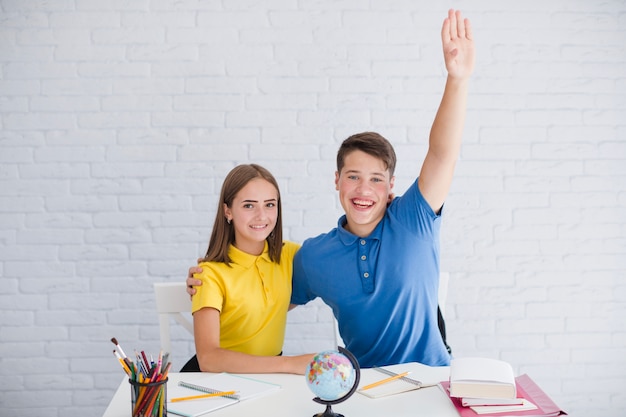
[357,365,441,399]
[166,372,281,417]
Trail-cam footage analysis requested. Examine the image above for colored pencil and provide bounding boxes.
[171,390,238,402]
[361,371,411,391]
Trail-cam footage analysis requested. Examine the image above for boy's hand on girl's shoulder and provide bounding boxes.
[186,263,204,297]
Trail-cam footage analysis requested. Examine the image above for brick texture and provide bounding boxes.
[1,1,624,416]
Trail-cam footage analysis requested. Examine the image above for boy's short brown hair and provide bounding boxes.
[336,132,397,176]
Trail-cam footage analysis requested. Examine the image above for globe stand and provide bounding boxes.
[310,347,361,417]
[312,403,343,417]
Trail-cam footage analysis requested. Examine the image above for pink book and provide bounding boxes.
[440,374,567,417]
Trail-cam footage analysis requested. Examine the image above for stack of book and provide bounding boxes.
[440,357,567,417]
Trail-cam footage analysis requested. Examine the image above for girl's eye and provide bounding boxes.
[266,202,276,208]
[243,203,254,209]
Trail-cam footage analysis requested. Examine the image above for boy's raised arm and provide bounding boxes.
[418,9,475,213]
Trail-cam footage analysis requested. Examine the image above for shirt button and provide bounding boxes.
[364,272,369,278]
[361,255,366,261]
[360,239,366,245]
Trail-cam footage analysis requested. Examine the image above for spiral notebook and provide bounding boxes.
[357,366,434,399]
[167,373,281,417]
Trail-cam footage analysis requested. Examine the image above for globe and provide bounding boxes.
[305,348,358,401]
[305,347,361,417]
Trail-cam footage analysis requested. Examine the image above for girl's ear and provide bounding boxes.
[223,203,232,223]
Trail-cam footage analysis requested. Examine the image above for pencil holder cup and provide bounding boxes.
[129,377,168,417]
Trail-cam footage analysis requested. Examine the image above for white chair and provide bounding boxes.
[153,282,193,353]
[332,271,450,348]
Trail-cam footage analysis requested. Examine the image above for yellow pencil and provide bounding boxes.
[171,391,237,402]
[360,371,411,391]
[113,350,131,375]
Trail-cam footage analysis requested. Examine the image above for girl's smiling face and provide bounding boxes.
[224,178,279,255]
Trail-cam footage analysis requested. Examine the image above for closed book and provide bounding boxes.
[462,397,526,407]
[449,357,516,399]
[440,374,567,417]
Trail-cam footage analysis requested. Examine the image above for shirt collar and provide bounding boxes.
[336,214,384,246]
[228,241,271,267]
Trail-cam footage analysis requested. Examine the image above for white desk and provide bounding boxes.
[103,362,458,417]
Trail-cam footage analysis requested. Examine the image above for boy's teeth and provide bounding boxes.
[353,199,372,206]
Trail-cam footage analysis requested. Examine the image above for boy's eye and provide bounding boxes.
[348,175,358,180]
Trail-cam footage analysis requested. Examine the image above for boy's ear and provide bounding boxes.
[334,171,340,190]
[387,176,395,204]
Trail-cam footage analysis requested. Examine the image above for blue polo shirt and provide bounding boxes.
[291,179,450,368]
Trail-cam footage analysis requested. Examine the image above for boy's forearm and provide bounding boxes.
[429,76,469,160]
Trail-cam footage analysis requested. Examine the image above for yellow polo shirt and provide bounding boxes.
[192,241,300,356]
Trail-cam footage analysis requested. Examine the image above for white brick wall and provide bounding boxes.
[1,1,624,416]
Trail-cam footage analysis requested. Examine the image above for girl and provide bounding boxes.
[182,164,314,374]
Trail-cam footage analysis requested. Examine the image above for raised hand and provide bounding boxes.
[441,9,475,80]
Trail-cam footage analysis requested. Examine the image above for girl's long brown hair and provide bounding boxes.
[203,164,284,265]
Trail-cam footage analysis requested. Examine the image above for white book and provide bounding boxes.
[462,397,525,407]
[469,399,538,414]
[449,357,516,400]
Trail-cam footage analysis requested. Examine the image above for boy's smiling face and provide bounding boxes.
[335,150,395,237]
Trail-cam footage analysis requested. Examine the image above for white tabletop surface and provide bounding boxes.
[102,362,457,417]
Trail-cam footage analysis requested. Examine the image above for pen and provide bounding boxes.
[360,371,411,391]
[171,391,237,402]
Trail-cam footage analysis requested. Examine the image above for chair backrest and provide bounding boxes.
[438,271,449,318]
[332,271,450,348]
[153,282,193,354]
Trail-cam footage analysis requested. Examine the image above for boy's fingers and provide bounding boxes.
[465,18,473,40]
[456,10,465,39]
[448,9,457,39]
[441,16,450,42]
